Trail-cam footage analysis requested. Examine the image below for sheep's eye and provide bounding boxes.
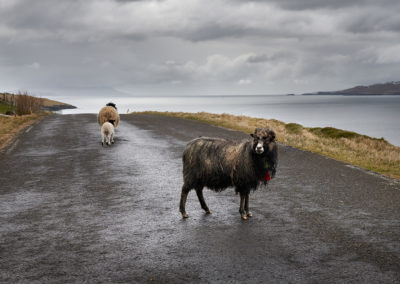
[262,136,268,140]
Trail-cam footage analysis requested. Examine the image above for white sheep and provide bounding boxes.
[101,122,115,146]
[97,102,120,127]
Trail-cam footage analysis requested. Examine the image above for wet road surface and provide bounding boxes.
[0,114,399,283]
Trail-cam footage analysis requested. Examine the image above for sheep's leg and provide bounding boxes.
[239,193,247,220]
[179,184,190,218]
[101,132,105,146]
[111,133,114,144]
[195,187,211,214]
[245,194,252,217]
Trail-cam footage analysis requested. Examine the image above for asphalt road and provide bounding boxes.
[1,114,399,283]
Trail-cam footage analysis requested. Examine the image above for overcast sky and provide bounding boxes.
[1,0,400,97]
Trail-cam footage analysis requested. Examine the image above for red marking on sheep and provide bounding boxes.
[264,170,271,182]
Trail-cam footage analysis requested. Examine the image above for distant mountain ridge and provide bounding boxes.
[303,81,400,96]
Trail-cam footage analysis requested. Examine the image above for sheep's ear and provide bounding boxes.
[269,130,276,141]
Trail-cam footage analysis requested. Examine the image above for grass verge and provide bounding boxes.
[0,113,49,151]
[134,111,400,179]
[0,101,15,114]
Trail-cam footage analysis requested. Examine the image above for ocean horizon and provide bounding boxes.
[51,94,400,146]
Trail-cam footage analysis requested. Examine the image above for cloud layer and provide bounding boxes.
[1,0,399,96]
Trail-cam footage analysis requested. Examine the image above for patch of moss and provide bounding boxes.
[309,127,390,144]
[309,127,359,139]
[285,123,303,134]
[0,101,15,114]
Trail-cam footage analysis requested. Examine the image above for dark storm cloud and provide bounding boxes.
[178,23,251,42]
[114,0,162,2]
[271,0,364,10]
[0,0,399,96]
[247,54,270,63]
[341,9,400,33]
[245,0,399,10]
[0,1,86,32]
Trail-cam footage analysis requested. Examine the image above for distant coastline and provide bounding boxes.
[42,104,77,112]
[302,92,400,96]
[301,81,400,96]
[1,92,77,113]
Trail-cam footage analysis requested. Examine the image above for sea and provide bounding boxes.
[53,95,400,146]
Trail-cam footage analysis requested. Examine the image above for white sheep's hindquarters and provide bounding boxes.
[97,105,120,127]
[101,122,115,146]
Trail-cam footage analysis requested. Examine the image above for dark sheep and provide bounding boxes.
[179,127,278,220]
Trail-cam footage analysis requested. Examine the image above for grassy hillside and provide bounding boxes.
[133,111,400,179]
[0,92,74,114]
[337,81,400,95]
[304,81,400,96]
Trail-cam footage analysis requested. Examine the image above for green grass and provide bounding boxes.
[309,127,359,139]
[0,101,15,114]
[285,123,303,134]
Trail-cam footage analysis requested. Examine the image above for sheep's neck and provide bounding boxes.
[251,152,269,177]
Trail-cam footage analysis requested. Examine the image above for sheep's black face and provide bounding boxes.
[106,102,117,110]
[251,128,276,155]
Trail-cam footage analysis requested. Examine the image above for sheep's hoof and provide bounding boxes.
[205,210,212,214]
[247,212,253,217]
[241,215,248,220]
[181,213,189,218]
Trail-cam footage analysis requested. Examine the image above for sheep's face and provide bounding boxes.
[106,102,117,110]
[251,128,276,155]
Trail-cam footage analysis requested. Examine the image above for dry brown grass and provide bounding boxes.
[15,92,44,115]
[134,111,400,179]
[0,113,48,151]
[1,92,72,110]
